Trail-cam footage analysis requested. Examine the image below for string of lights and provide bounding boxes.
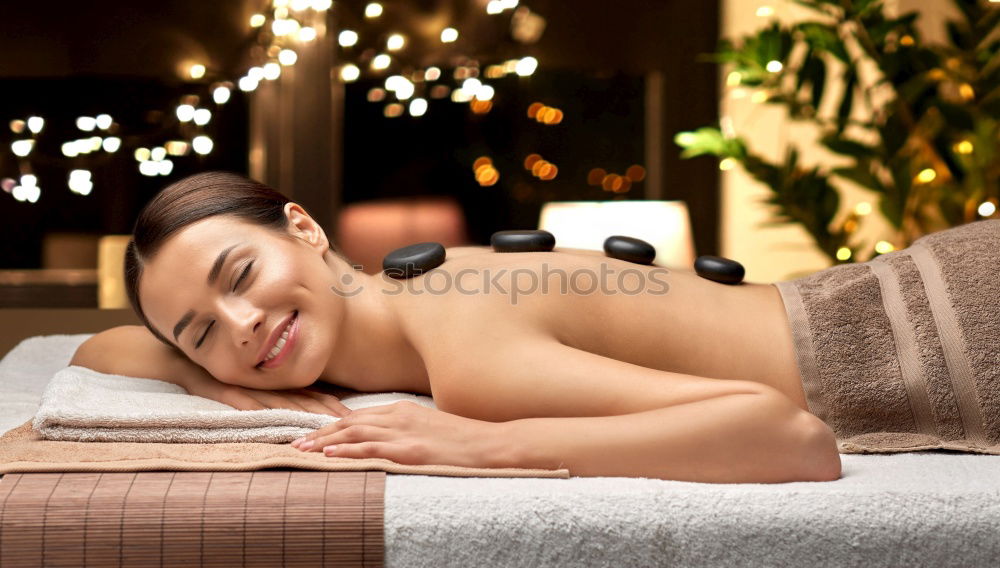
[3,0,547,204]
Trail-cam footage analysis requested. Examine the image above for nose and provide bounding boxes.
[217,297,264,348]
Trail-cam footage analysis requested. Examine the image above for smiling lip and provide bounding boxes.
[257,311,298,369]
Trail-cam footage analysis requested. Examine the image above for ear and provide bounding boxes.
[284,202,330,253]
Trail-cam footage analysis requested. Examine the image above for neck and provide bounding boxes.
[318,256,429,394]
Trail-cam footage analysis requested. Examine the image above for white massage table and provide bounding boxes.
[3,334,1000,566]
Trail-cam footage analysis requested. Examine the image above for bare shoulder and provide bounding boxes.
[70,325,202,385]
[71,325,159,368]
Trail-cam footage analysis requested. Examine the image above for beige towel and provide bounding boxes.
[0,420,570,478]
[31,365,429,443]
[775,218,1000,454]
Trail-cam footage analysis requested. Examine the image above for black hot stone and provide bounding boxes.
[603,236,656,265]
[382,242,446,279]
[490,230,556,252]
[694,255,745,285]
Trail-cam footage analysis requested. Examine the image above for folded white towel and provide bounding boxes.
[31,365,437,443]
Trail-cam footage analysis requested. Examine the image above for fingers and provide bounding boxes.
[294,424,393,452]
[342,402,408,415]
[285,393,341,416]
[295,390,353,417]
[244,391,311,413]
[292,410,397,450]
[219,387,271,411]
[238,389,345,417]
[323,442,410,462]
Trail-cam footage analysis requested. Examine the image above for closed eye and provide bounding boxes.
[233,260,254,292]
[195,260,256,349]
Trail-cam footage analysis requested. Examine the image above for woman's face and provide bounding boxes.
[139,205,343,390]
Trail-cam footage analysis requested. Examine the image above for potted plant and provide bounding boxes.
[675,0,1000,263]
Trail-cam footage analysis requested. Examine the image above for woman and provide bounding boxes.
[71,171,842,484]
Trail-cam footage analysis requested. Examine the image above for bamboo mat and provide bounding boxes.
[0,470,384,567]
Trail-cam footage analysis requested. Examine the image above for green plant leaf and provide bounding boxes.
[795,48,828,110]
[983,96,1000,118]
[795,47,815,93]
[674,128,748,160]
[938,191,966,225]
[856,0,885,18]
[881,160,913,229]
[865,11,892,46]
[936,102,975,131]
[882,111,908,157]
[810,57,828,110]
[797,22,850,62]
[674,0,999,262]
[879,196,903,229]
[931,134,964,183]
[974,9,1000,45]
[867,12,919,47]
[836,69,857,133]
[821,136,879,159]
[897,72,936,104]
[833,165,885,192]
[790,0,841,17]
[947,20,972,51]
[882,46,940,86]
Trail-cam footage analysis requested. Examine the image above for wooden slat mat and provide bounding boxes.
[0,471,383,567]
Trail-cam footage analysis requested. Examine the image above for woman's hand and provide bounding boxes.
[174,359,353,417]
[178,366,352,417]
[220,384,353,417]
[290,401,507,468]
[189,378,353,418]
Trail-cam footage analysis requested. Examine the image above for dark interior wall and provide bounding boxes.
[529,0,721,254]
[341,70,648,244]
[0,0,721,258]
[0,77,249,268]
[0,1,254,268]
[0,0,254,80]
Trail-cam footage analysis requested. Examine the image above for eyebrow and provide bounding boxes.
[172,243,241,342]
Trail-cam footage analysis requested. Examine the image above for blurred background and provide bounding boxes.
[0,0,984,317]
[0,0,718,310]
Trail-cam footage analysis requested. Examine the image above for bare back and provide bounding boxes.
[383,246,808,410]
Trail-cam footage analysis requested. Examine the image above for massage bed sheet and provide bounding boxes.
[3,334,1000,567]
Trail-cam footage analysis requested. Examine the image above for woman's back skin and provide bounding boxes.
[369,245,809,413]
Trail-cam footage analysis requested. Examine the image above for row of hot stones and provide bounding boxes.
[381,230,746,285]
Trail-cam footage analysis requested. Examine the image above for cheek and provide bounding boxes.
[259,255,336,313]
[202,359,245,387]
[257,258,313,298]
[192,345,253,387]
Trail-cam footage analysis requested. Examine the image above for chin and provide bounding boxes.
[296,374,321,389]
[298,326,335,386]
[279,362,316,387]
[289,351,328,390]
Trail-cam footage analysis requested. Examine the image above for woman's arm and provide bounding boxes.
[437,337,840,482]
[294,334,840,483]
[69,325,351,417]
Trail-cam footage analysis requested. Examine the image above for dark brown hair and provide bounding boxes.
[125,171,330,348]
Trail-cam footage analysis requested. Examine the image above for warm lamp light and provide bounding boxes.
[336,197,469,273]
[538,201,696,269]
[98,235,131,308]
